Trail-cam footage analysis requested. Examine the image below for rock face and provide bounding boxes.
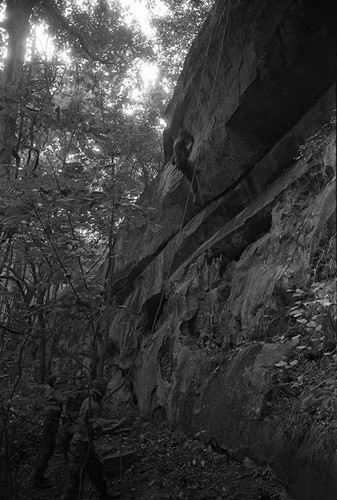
[105,1,336,499]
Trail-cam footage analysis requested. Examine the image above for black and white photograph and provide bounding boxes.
[0,1,336,498]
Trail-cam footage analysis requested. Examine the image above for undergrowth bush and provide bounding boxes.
[286,280,337,358]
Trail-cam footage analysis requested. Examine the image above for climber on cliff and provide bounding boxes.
[172,127,203,205]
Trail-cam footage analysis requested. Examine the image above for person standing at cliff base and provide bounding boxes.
[32,372,65,489]
[60,378,120,500]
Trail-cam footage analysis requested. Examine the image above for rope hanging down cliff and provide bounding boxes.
[149,0,232,337]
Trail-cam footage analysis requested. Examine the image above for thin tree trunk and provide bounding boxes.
[95,159,116,378]
[37,308,47,383]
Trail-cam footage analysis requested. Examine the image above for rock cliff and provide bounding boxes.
[106,1,336,498]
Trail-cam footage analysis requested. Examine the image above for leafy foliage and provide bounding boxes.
[0,3,216,496]
[152,0,214,82]
[0,8,215,490]
[286,281,337,359]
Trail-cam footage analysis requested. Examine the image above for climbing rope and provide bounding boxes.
[149,0,232,337]
[192,0,231,127]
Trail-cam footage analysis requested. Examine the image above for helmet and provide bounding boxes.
[47,372,68,388]
[47,371,63,387]
[47,374,58,387]
[92,378,108,397]
[75,369,86,380]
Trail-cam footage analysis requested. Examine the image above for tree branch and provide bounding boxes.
[0,323,25,335]
[41,1,116,65]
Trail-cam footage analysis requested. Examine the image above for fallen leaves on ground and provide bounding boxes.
[16,407,292,500]
[99,409,292,500]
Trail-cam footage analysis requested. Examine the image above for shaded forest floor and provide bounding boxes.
[14,407,292,500]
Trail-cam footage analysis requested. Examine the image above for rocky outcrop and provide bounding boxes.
[106,1,337,499]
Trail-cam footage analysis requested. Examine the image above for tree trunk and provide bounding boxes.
[95,159,116,378]
[37,308,47,384]
[32,275,47,384]
[0,0,37,180]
